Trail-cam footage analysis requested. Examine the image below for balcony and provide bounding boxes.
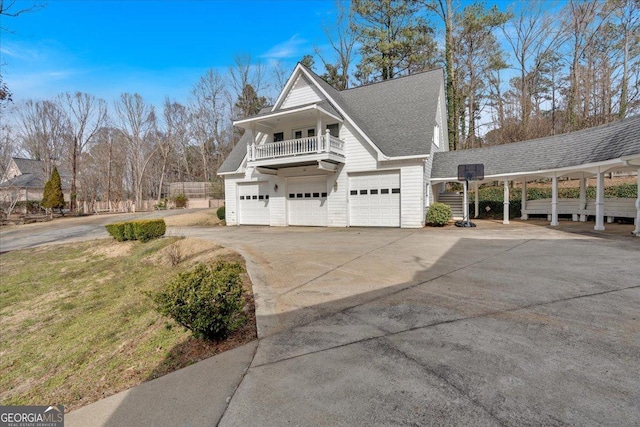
[247,130,345,169]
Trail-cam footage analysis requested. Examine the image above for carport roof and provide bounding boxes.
[431,115,640,180]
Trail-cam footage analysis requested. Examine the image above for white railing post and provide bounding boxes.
[247,142,252,160]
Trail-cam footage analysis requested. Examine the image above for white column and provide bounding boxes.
[551,175,559,226]
[317,116,323,152]
[634,168,640,237]
[579,177,587,222]
[503,180,510,225]
[474,181,479,218]
[521,179,528,220]
[595,171,605,231]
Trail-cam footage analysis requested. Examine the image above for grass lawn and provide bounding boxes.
[0,237,256,411]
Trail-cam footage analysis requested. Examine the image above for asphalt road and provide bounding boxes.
[0,210,192,253]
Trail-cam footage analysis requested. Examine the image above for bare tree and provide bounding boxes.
[228,54,268,119]
[113,93,158,210]
[189,69,231,181]
[58,92,107,212]
[501,0,565,139]
[15,99,68,178]
[315,0,357,90]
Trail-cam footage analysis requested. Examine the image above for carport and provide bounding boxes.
[431,116,640,236]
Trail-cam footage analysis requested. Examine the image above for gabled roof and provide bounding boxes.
[431,115,640,180]
[11,157,44,175]
[220,65,445,174]
[218,130,252,174]
[301,65,444,158]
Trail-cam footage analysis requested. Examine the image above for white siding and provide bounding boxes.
[223,174,242,225]
[269,175,287,226]
[400,163,425,228]
[328,166,348,227]
[281,75,324,109]
[343,123,377,172]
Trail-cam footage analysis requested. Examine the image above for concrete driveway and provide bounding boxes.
[181,223,639,426]
[8,218,639,425]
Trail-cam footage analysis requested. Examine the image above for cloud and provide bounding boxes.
[260,35,309,60]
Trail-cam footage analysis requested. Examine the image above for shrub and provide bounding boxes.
[153,261,247,340]
[133,219,166,242]
[124,222,136,241]
[426,202,452,226]
[174,194,188,208]
[105,219,166,242]
[216,206,225,220]
[105,222,126,242]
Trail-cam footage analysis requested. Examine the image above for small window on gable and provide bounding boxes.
[326,123,339,138]
[274,132,284,142]
[433,124,440,148]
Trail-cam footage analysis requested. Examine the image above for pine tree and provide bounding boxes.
[42,167,65,214]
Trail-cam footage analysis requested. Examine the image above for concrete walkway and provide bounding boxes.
[55,220,640,425]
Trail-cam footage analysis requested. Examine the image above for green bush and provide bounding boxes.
[470,201,522,219]
[426,202,452,226]
[174,194,188,208]
[216,206,225,220]
[153,261,247,340]
[124,222,136,241]
[105,219,166,242]
[133,219,166,242]
[105,222,126,242]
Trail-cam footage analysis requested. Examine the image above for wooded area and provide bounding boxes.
[1,0,638,212]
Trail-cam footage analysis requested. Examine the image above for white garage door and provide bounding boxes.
[349,172,400,227]
[287,176,328,226]
[238,182,270,225]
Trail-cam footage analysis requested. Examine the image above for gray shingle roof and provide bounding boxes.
[218,130,251,174]
[431,115,640,179]
[0,173,44,189]
[305,66,444,157]
[12,158,45,175]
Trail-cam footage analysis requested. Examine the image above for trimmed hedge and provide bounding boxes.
[105,219,166,242]
[153,261,247,340]
[216,206,225,221]
[134,219,167,242]
[471,183,637,202]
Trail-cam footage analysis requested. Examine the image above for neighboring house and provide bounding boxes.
[218,63,448,228]
[0,157,71,205]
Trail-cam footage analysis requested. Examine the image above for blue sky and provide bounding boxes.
[2,0,340,108]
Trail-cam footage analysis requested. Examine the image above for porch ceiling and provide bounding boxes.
[234,102,343,133]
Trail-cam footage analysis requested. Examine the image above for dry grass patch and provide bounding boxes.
[164,209,222,227]
[0,237,256,411]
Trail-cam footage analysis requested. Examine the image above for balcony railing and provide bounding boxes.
[248,130,345,162]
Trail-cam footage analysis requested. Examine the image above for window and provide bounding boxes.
[326,123,339,137]
[370,189,378,195]
[392,188,400,194]
[433,124,440,147]
[321,192,327,197]
[381,189,389,194]
[360,189,368,195]
[289,193,295,198]
[313,192,320,197]
[258,195,264,200]
[274,132,284,142]
[294,130,302,139]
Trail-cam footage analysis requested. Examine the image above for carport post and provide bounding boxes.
[579,178,587,222]
[595,171,605,231]
[634,168,640,237]
[503,180,510,225]
[521,179,528,220]
[551,176,559,226]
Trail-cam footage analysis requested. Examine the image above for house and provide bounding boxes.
[0,157,71,207]
[218,64,448,228]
